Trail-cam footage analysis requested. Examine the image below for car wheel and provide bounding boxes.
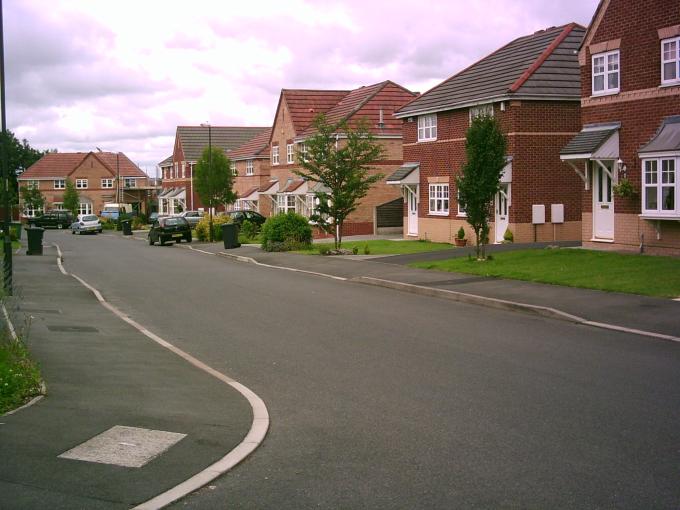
[71,229,75,235]
[148,235,154,245]
[184,234,192,243]
[57,224,63,229]
[160,237,166,246]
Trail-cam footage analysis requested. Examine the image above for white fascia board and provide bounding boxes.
[18,176,67,181]
[560,153,592,160]
[638,151,680,159]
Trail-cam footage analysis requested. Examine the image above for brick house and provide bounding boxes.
[265,81,417,236]
[19,151,151,218]
[392,24,586,244]
[159,125,267,214]
[560,0,680,255]
[226,128,274,216]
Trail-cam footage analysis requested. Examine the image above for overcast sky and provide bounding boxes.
[5,0,597,174]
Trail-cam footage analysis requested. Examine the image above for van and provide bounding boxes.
[101,203,133,220]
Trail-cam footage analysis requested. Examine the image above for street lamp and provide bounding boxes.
[200,122,213,242]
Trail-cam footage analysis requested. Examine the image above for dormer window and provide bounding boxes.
[592,50,620,95]
[661,37,679,85]
[417,114,437,142]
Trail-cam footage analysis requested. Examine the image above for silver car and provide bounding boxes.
[71,214,103,235]
[179,210,203,227]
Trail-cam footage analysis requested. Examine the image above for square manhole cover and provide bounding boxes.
[59,425,186,468]
[47,325,98,333]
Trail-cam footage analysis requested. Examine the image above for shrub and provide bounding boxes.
[503,228,514,243]
[101,218,116,230]
[261,212,312,252]
[363,244,370,255]
[131,217,145,230]
[239,219,260,241]
[456,226,466,240]
[0,338,42,414]
[352,246,359,255]
[195,215,232,242]
[318,244,332,255]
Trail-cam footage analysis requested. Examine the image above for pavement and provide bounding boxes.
[177,238,680,340]
[0,246,254,509]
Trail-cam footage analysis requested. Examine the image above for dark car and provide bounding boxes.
[31,210,73,229]
[148,217,192,245]
[224,210,267,227]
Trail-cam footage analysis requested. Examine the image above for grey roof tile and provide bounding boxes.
[639,116,680,154]
[560,125,619,156]
[177,126,268,161]
[387,163,419,182]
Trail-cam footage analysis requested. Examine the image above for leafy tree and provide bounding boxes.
[294,115,384,249]
[194,146,235,242]
[62,179,80,216]
[1,130,46,200]
[456,115,507,260]
[19,185,45,215]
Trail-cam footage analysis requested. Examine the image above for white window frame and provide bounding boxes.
[181,161,186,178]
[469,104,494,122]
[592,50,620,95]
[124,177,137,188]
[174,162,178,178]
[246,160,254,175]
[52,202,63,210]
[78,202,93,215]
[661,37,680,86]
[24,180,39,190]
[53,179,65,190]
[287,143,294,164]
[418,114,437,142]
[428,183,449,216]
[276,194,297,214]
[101,178,113,189]
[231,162,238,176]
[24,204,43,218]
[76,179,88,189]
[642,156,679,217]
[272,146,280,165]
[456,190,467,217]
[298,143,308,163]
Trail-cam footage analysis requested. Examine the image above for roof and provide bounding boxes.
[639,116,680,154]
[238,186,260,199]
[159,155,173,167]
[228,128,273,160]
[281,180,306,193]
[177,126,268,161]
[278,89,350,136]
[20,152,146,179]
[258,180,278,193]
[301,81,417,137]
[387,163,420,182]
[560,123,620,157]
[396,23,585,117]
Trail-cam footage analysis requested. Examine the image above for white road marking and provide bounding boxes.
[52,243,269,509]
[216,251,348,281]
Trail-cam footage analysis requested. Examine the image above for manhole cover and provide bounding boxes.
[47,325,98,333]
[59,425,186,468]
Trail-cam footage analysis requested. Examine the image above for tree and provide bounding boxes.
[19,185,45,216]
[294,115,384,249]
[194,146,235,242]
[456,115,507,260]
[1,130,46,200]
[63,178,80,217]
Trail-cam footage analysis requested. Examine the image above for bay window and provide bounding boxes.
[642,157,678,216]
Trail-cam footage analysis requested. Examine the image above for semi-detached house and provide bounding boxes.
[560,0,680,255]
[392,24,586,244]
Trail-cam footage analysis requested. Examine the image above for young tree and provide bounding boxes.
[294,115,384,249]
[194,146,235,242]
[19,185,45,216]
[1,130,46,199]
[456,115,507,260]
[62,178,80,217]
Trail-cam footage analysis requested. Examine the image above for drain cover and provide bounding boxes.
[59,425,186,468]
[47,325,98,333]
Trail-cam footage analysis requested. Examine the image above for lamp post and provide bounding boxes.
[0,0,12,295]
[200,122,213,242]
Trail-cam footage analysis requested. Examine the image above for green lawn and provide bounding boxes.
[410,248,680,298]
[297,239,453,256]
[0,338,42,414]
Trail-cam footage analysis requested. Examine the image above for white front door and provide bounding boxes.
[494,184,510,243]
[407,185,418,236]
[593,161,614,240]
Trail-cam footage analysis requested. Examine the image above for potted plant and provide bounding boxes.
[454,226,467,247]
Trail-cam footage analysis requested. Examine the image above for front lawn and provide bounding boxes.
[410,248,680,298]
[296,239,453,256]
[0,338,42,414]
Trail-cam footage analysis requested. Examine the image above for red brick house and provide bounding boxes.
[159,125,267,214]
[560,0,680,255]
[265,81,417,236]
[392,24,586,244]
[226,128,274,216]
[19,152,151,218]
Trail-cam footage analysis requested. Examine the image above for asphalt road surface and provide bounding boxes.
[47,231,680,509]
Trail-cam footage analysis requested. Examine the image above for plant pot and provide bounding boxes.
[454,238,467,247]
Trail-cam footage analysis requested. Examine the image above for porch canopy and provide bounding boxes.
[638,115,680,156]
[386,162,420,185]
[158,187,175,198]
[239,186,260,201]
[560,123,620,189]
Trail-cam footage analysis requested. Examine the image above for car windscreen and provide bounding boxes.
[162,218,185,226]
[81,215,98,222]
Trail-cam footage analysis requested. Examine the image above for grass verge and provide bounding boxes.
[0,336,42,414]
[410,248,680,298]
[296,239,453,256]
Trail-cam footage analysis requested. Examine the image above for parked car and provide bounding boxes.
[71,214,102,235]
[148,217,192,245]
[148,212,160,223]
[223,210,267,227]
[101,203,133,220]
[31,210,73,229]
[179,210,204,227]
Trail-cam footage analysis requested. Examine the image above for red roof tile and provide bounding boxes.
[20,152,146,179]
[281,180,305,193]
[281,89,350,135]
[228,128,273,160]
[238,186,260,199]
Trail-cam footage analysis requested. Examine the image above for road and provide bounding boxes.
[47,231,680,509]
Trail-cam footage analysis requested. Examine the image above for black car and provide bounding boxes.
[224,210,267,227]
[148,217,192,245]
[31,210,74,229]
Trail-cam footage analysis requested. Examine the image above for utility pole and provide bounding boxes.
[116,152,120,204]
[0,0,12,295]
[201,122,213,242]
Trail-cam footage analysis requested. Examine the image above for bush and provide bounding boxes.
[318,244,332,255]
[261,212,312,252]
[363,244,370,255]
[101,218,116,230]
[352,246,359,255]
[195,215,232,242]
[0,338,42,414]
[239,219,260,241]
[503,228,514,243]
[131,217,145,230]
[456,226,466,240]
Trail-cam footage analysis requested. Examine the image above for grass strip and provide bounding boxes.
[0,336,42,414]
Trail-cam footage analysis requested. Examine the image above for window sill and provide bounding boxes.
[428,212,449,217]
[590,238,614,243]
[417,139,437,143]
[639,214,680,221]
[590,90,620,98]
[456,213,467,218]
[659,82,680,88]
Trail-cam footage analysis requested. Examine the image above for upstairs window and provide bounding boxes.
[231,162,237,176]
[417,114,437,142]
[76,179,88,189]
[298,143,308,163]
[662,37,679,85]
[592,50,620,95]
[54,179,65,189]
[287,143,294,164]
[272,146,279,165]
[246,160,254,176]
[25,180,39,190]
[469,104,494,122]
[101,178,113,189]
[124,177,137,188]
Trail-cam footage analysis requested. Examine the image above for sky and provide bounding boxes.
[5,0,597,175]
